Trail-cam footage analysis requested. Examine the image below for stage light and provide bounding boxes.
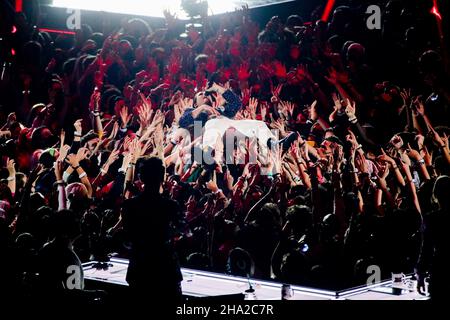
[51,0,243,19]
[12,25,17,34]
[39,28,76,35]
[431,1,442,20]
[321,0,335,22]
[11,48,16,56]
[16,0,23,12]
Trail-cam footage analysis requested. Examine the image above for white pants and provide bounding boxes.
[202,116,277,151]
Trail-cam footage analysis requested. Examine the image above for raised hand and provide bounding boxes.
[136,100,152,129]
[355,153,368,174]
[324,67,338,86]
[74,119,83,134]
[76,147,90,162]
[248,97,258,119]
[412,96,425,116]
[59,129,65,148]
[57,144,71,162]
[270,118,287,137]
[237,62,251,81]
[54,159,64,181]
[429,127,445,147]
[345,98,356,121]
[296,65,313,83]
[390,135,404,150]
[151,110,165,127]
[6,112,16,126]
[415,134,425,150]
[199,105,220,117]
[119,106,132,129]
[120,151,133,172]
[168,90,183,107]
[66,154,80,168]
[224,169,234,190]
[346,130,359,149]
[260,102,268,121]
[442,132,449,149]
[273,60,287,78]
[240,88,250,107]
[180,97,193,112]
[108,122,119,140]
[278,101,289,120]
[271,83,283,103]
[328,67,349,85]
[168,55,181,74]
[332,92,342,109]
[106,148,120,167]
[206,179,219,193]
[400,88,412,107]
[89,90,101,112]
[309,100,318,121]
[241,162,251,179]
[163,9,177,27]
[399,150,411,167]
[422,145,433,166]
[377,148,396,166]
[6,158,15,177]
[406,143,421,161]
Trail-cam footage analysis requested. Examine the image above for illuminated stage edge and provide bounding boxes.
[82,258,429,300]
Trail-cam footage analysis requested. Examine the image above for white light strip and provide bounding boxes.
[51,0,243,19]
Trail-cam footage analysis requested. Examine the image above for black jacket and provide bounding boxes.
[122,191,183,289]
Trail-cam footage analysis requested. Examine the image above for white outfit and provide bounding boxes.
[202,117,277,149]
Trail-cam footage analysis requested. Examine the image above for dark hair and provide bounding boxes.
[51,209,80,239]
[137,156,165,189]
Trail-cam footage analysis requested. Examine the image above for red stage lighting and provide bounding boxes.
[16,0,23,12]
[321,0,335,22]
[431,1,442,20]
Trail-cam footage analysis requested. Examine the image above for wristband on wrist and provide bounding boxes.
[74,132,82,137]
[78,172,87,179]
[6,176,15,181]
[54,180,66,187]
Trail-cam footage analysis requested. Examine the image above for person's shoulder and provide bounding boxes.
[124,192,146,204]
[122,194,145,212]
[161,196,180,209]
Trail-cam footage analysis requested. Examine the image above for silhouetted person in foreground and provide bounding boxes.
[121,156,183,306]
[416,176,450,300]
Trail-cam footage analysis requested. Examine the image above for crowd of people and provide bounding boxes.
[0,0,449,302]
